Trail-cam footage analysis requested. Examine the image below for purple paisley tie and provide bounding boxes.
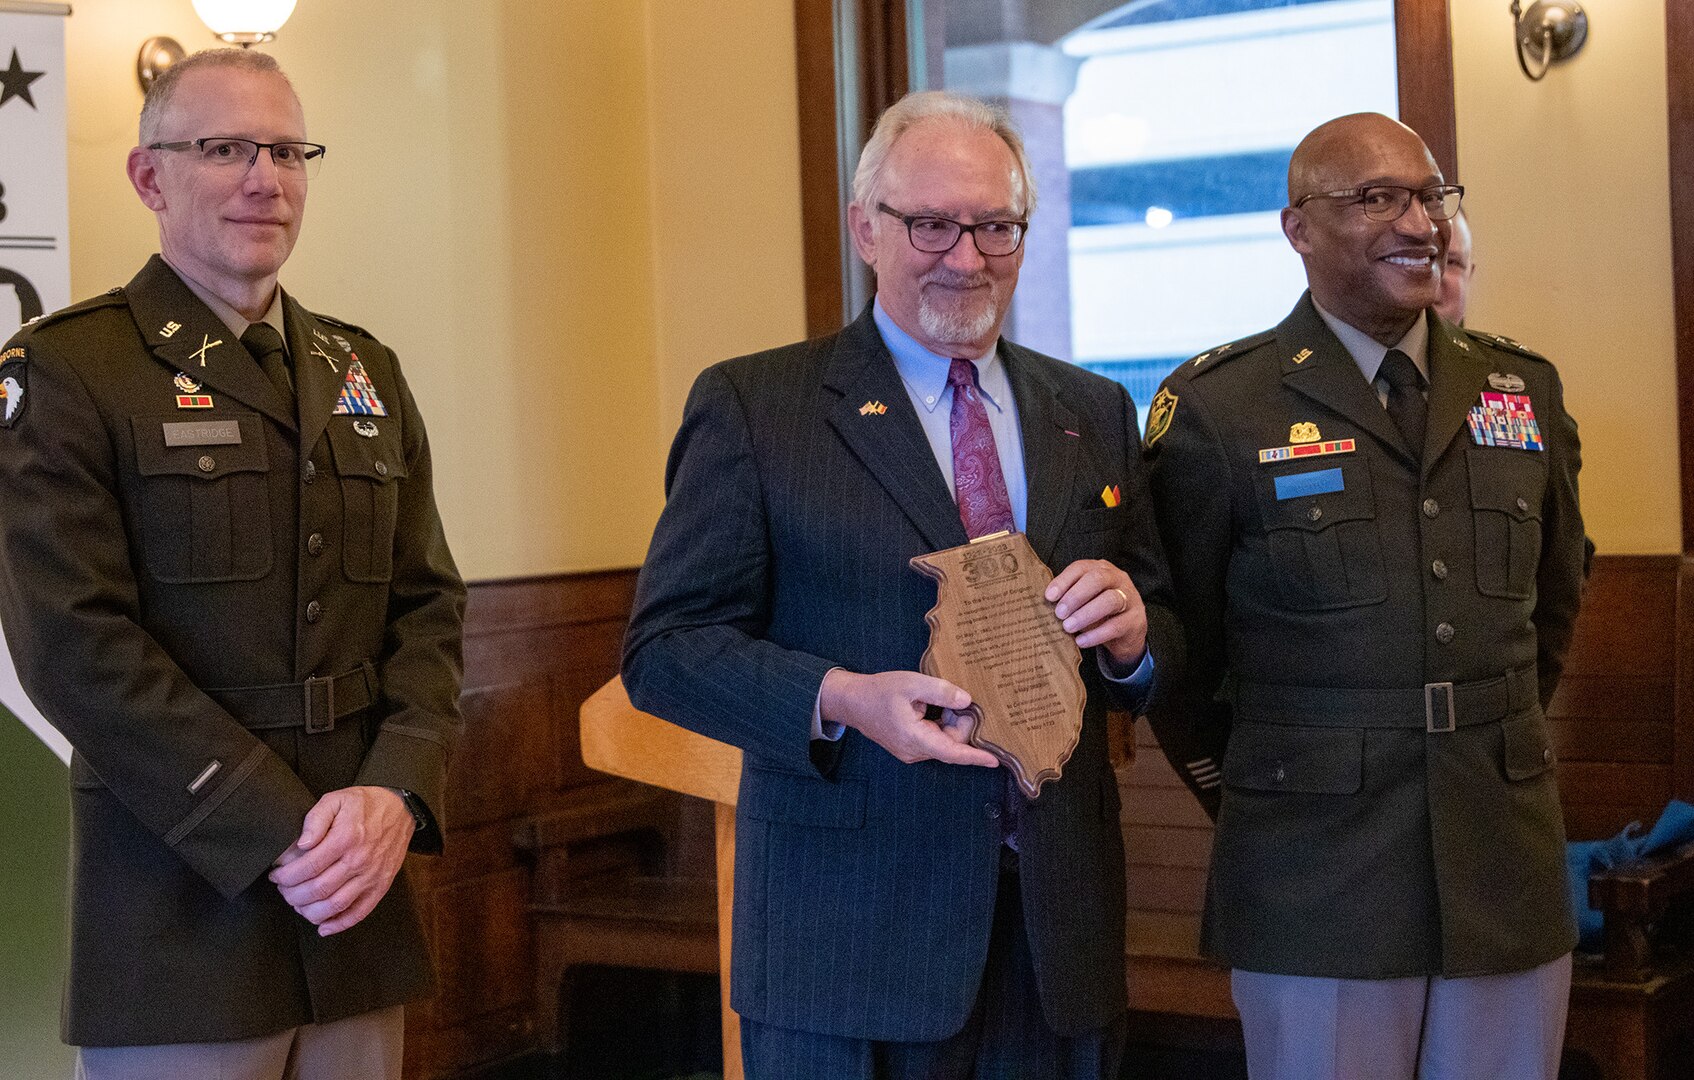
[948,359,1015,538]
[948,358,1025,849]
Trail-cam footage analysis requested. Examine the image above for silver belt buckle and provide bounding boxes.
[1425,681,1456,733]
[304,675,336,734]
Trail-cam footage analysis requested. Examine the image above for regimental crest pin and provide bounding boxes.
[1289,421,1321,444]
[858,400,888,416]
[1145,387,1178,447]
[1488,372,1526,393]
[173,372,202,394]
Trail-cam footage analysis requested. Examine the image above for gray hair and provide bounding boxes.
[139,49,296,144]
[852,91,1037,217]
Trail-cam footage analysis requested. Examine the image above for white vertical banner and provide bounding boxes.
[0,1,71,764]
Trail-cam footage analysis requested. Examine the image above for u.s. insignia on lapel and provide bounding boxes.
[1291,348,1313,365]
[331,360,388,417]
[858,400,887,416]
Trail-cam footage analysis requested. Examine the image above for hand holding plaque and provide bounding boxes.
[910,531,1085,799]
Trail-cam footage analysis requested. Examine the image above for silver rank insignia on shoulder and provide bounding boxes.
[353,419,379,438]
[160,321,183,339]
[174,372,202,393]
[1488,372,1526,393]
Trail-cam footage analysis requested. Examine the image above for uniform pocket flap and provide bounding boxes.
[1255,460,1375,533]
[326,420,409,482]
[739,765,867,829]
[132,415,268,480]
[1465,447,1546,522]
[1222,722,1364,795]
[1503,712,1554,780]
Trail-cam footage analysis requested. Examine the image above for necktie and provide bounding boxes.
[948,359,1015,538]
[242,322,293,407]
[1378,348,1426,454]
[946,358,1024,852]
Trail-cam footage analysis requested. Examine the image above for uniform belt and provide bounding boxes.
[1233,665,1538,733]
[208,661,377,734]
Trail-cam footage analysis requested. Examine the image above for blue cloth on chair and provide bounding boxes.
[1568,799,1694,951]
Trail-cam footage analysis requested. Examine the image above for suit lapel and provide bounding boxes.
[1277,295,1415,467]
[1422,313,1492,477]
[122,255,296,431]
[1002,343,1078,569]
[286,293,349,453]
[824,310,968,554]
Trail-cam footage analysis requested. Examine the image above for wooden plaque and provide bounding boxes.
[910,531,1085,799]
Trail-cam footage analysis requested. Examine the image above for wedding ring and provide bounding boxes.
[1111,587,1129,614]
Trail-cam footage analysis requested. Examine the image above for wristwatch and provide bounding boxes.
[394,788,432,834]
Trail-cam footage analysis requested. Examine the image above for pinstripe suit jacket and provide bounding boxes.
[623,308,1179,1042]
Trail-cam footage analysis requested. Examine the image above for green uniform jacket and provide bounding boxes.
[1144,293,1584,980]
[0,256,466,1046]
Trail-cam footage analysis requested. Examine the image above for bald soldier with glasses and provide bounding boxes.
[1144,113,1585,1080]
[0,48,464,1079]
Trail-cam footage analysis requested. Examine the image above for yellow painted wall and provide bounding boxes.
[60,0,806,579]
[1449,0,1679,554]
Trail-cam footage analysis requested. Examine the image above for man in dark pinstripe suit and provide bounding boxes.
[624,91,1180,1078]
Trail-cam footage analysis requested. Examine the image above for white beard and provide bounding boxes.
[917,277,1000,349]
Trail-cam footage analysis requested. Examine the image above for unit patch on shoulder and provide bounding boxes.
[1145,387,1178,447]
[0,354,28,428]
[0,348,24,364]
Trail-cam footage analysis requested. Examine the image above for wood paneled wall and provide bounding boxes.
[401,569,662,1080]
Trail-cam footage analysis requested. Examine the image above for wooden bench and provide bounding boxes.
[513,778,719,1059]
[1564,841,1694,1080]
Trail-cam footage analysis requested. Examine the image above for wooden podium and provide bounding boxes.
[580,677,745,1079]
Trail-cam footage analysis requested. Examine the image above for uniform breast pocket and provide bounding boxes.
[326,421,408,583]
[131,415,272,583]
[1254,459,1386,610]
[1466,447,1546,600]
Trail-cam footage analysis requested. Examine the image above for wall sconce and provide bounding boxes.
[1510,1,1588,82]
[136,1,300,91]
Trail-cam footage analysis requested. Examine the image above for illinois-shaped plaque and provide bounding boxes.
[910,531,1085,799]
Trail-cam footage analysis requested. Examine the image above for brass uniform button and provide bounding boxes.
[305,600,323,623]
[307,533,324,557]
[374,460,388,477]
[1431,560,1448,580]
[197,455,215,473]
[1516,496,1529,513]
[303,459,317,484]
[1307,505,1323,522]
[1422,498,1440,518]
[1435,622,1455,644]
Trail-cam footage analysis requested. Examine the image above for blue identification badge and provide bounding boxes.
[1274,467,1344,500]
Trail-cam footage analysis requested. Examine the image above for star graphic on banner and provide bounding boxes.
[0,48,46,111]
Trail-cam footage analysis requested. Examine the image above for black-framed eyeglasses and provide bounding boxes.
[148,137,327,181]
[1293,184,1464,222]
[877,203,1028,257]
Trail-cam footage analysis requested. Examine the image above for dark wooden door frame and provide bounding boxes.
[1668,3,1694,554]
[795,0,1460,339]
